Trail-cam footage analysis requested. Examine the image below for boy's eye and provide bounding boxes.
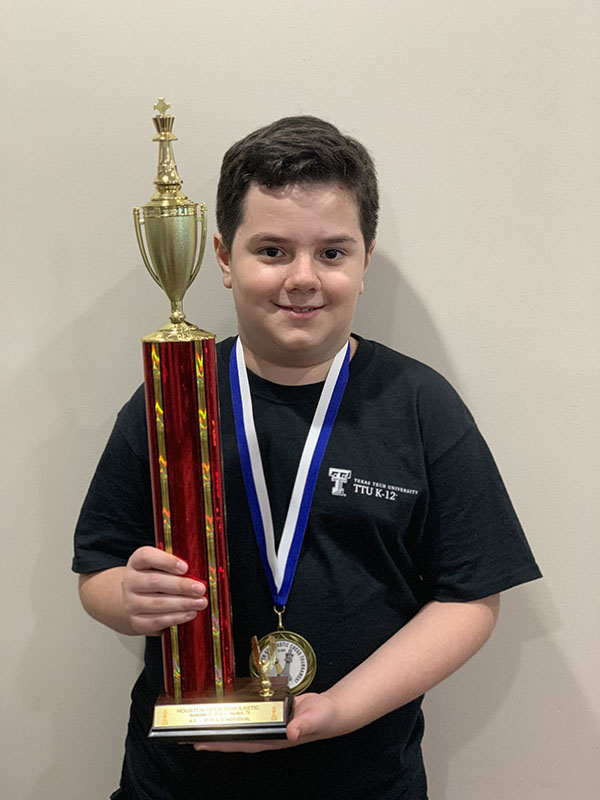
[259,246,284,258]
[322,248,343,260]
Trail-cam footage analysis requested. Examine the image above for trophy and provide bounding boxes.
[133,99,292,741]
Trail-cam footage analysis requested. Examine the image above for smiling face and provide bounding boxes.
[215,182,374,383]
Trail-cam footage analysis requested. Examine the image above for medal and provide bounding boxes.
[230,338,350,693]
[249,607,317,695]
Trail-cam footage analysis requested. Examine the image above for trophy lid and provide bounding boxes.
[145,97,195,211]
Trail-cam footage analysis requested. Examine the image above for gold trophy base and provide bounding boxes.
[149,677,294,742]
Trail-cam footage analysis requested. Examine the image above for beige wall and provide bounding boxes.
[2,1,598,797]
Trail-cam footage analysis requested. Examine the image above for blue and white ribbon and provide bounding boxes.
[230,337,350,606]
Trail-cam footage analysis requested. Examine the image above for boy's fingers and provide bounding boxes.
[132,610,199,636]
[127,571,207,599]
[128,546,188,574]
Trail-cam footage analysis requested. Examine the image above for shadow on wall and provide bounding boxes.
[355,250,460,389]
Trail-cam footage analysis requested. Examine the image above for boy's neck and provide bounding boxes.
[240,336,358,386]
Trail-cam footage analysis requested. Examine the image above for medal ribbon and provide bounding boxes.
[230,337,350,606]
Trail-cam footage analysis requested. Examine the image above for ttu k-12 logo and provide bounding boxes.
[328,468,352,496]
[328,467,419,502]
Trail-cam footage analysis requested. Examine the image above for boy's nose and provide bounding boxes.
[284,253,321,292]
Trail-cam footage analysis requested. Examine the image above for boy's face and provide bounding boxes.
[215,182,374,374]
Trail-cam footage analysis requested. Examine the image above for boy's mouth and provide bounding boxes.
[277,304,323,313]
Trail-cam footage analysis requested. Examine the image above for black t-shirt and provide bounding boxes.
[73,336,541,800]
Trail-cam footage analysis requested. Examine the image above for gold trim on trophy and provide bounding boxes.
[150,342,182,702]
[194,341,225,696]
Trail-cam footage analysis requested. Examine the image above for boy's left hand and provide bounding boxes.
[192,692,342,753]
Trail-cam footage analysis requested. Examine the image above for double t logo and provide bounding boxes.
[328,468,352,497]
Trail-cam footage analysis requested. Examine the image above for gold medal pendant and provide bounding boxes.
[249,608,317,695]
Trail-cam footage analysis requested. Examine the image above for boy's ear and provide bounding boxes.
[214,233,232,288]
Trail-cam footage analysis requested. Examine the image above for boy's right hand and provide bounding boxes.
[121,546,207,636]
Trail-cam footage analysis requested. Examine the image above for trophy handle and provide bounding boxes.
[133,206,163,289]
[188,202,207,288]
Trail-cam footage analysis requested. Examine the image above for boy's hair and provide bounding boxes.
[216,116,378,251]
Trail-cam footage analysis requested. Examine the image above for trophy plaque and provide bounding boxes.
[134,99,293,741]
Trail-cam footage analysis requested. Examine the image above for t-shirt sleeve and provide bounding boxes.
[72,386,154,574]
[414,374,541,601]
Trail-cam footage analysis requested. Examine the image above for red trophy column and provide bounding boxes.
[143,336,234,701]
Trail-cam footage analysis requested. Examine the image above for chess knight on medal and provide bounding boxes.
[133,99,293,741]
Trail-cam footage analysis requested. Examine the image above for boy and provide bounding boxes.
[73,116,541,799]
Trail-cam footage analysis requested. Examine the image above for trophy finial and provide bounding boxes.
[150,99,185,199]
[154,97,170,116]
